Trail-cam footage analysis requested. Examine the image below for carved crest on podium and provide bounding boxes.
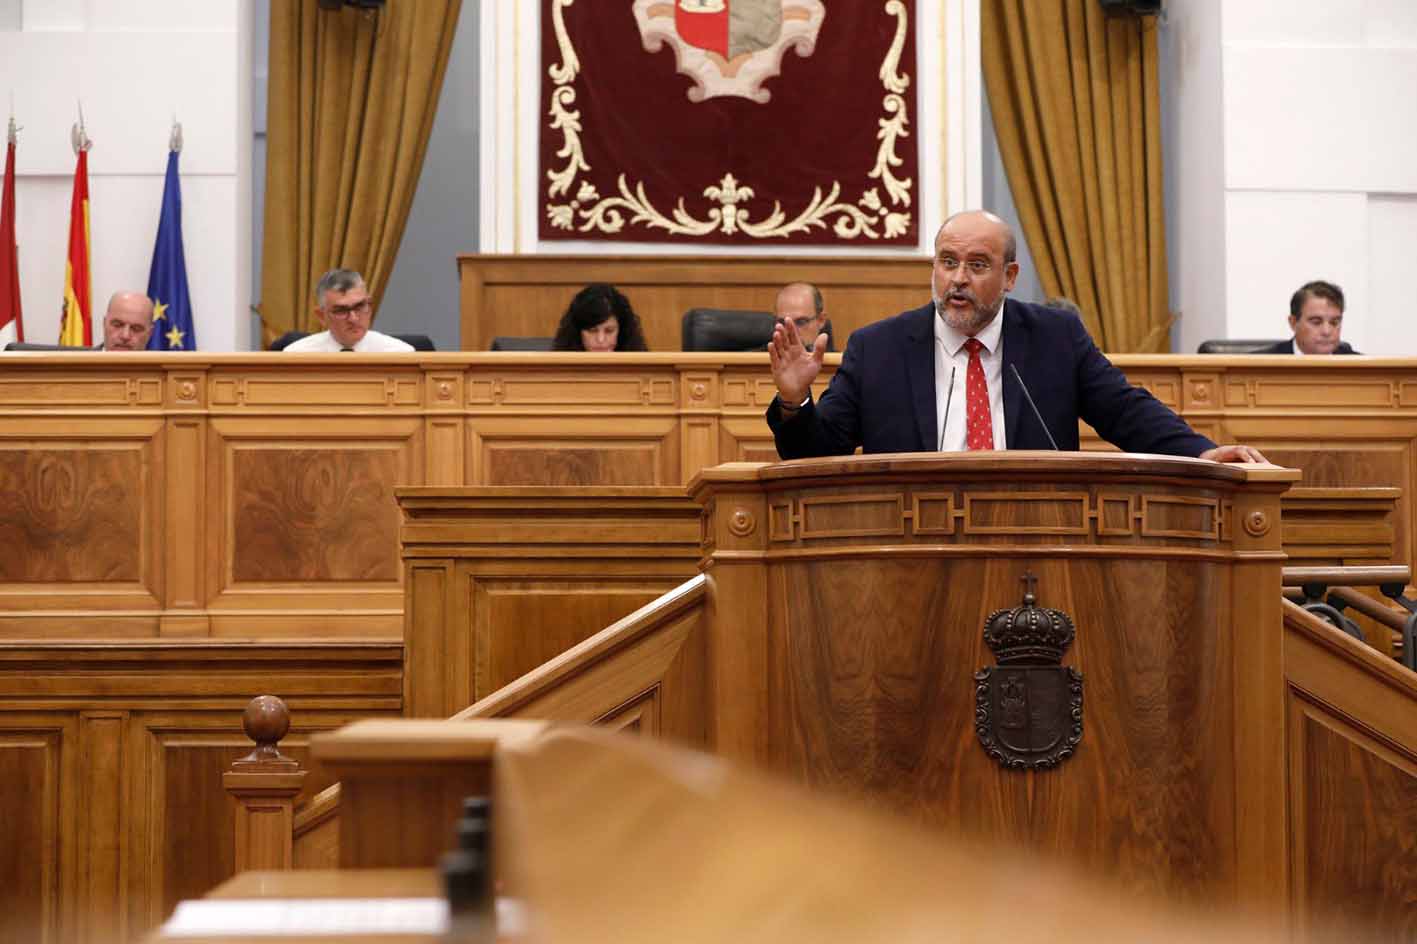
[975,572,1083,770]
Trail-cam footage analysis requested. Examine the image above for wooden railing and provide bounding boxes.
[266,575,709,871]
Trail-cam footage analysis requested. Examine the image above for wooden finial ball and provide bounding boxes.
[242,695,291,746]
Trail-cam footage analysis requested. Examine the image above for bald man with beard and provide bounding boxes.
[766,210,1266,464]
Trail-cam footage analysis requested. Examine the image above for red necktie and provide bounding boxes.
[964,338,994,450]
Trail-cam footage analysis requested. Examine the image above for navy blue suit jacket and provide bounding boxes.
[768,299,1216,459]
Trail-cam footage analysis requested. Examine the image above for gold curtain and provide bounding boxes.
[260,0,462,346]
[981,1,1169,352]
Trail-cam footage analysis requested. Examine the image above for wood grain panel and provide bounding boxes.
[0,642,401,942]
[473,580,670,699]
[484,444,662,486]
[79,712,126,944]
[1227,437,1412,567]
[230,447,404,582]
[771,554,1233,900]
[461,579,708,749]
[456,254,930,352]
[0,447,147,582]
[467,417,679,486]
[3,352,1416,648]
[1293,705,1417,938]
[0,720,71,944]
[0,374,161,407]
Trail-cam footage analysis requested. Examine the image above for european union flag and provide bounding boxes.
[145,147,196,350]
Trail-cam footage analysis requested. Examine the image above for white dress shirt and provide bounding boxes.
[934,304,1007,451]
[282,329,414,353]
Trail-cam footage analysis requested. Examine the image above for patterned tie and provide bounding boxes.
[963,338,994,450]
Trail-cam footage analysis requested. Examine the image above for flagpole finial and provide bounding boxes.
[169,120,183,154]
[71,101,91,154]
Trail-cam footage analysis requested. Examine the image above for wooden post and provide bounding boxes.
[223,695,307,872]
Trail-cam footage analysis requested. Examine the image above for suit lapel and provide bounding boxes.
[1001,299,1026,448]
[903,305,938,451]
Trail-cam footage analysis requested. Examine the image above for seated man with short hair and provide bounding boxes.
[774,281,829,351]
[1258,280,1358,355]
[282,268,413,353]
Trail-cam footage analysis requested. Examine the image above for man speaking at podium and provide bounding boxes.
[767,210,1265,464]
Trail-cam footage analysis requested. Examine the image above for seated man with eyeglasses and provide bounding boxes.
[766,210,1266,464]
[282,268,414,353]
[773,281,830,351]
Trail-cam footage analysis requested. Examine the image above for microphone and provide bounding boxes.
[1009,363,1060,451]
[938,366,956,451]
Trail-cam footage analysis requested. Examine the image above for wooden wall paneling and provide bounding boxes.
[1220,417,1415,569]
[0,417,165,629]
[78,710,128,944]
[0,713,79,944]
[455,254,931,353]
[403,560,458,718]
[0,641,402,943]
[1286,697,1417,939]
[204,415,423,637]
[163,415,207,638]
[678,368,722,482]
[5,353,1417,645]
[465,415,679,486]
[1283,602,1417,939]
[400,488,703,718]
[461,578,710,749]
[468,574,680,702]
[423,370,465,487]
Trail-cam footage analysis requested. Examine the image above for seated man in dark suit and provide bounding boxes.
[766,210,1265,463]
[1255,280,1357,355]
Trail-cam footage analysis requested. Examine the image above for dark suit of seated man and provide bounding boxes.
[1254,280,1358,355]
[766,210,1266,464]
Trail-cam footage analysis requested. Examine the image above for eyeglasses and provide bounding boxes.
[935,257,994,275]
[327,299,372,318]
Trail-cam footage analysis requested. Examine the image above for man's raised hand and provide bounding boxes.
[767,317,827,407]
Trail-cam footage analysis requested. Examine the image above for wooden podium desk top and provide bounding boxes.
[147,870,443,944]
[207,868,440,900]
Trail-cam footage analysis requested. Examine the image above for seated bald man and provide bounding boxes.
[767,210,1266,464]
[100,291,156,351]
[774,281,829,351]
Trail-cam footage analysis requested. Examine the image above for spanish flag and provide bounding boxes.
[58,148,90,347]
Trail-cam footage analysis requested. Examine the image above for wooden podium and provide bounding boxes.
[689,452,1300,905]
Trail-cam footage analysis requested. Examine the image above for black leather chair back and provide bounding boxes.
[4,342,95,352]
[394,333,436,351]
[681,308,836,352]
[269,331,309,351]
[1196,339,1286,354]
[490,336,554,351]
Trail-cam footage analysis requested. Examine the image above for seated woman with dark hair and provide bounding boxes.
[552,283,650,352]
